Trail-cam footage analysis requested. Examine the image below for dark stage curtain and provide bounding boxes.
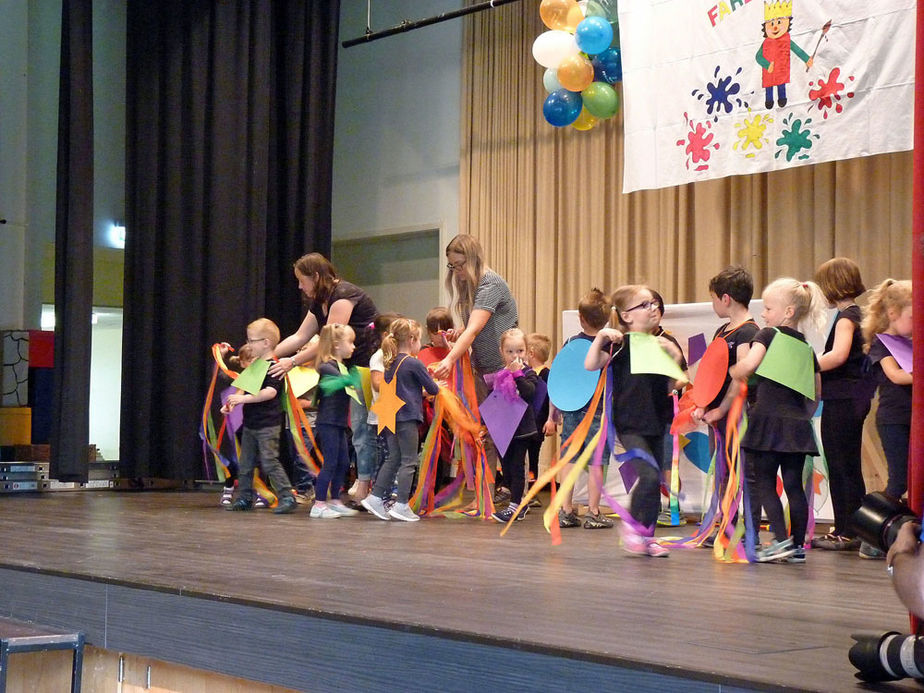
[52,0,94,482]
[122,1,340,479]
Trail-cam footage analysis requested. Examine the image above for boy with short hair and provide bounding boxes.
[525,332,552,488]
[223,318,297,514]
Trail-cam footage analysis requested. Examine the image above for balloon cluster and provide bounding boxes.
[533,0,622,130]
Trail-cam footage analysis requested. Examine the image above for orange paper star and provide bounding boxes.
[370,376,406,434]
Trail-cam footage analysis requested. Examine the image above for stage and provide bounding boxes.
[0,490,917,691]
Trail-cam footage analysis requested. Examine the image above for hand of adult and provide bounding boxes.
[432,357,453,382]
[268,357,297,379]
[887,522,921,570]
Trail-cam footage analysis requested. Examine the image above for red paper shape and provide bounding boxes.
[691,338,729,408]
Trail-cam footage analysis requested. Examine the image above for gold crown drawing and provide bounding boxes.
[764,1,793,20]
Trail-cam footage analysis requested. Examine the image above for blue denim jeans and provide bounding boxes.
[374,420,419,504]
[350,396,377,481]
[238,425,292,502]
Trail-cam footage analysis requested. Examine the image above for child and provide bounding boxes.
[361,319,440,522]
[546,289,614,530]
[311,323,360,519]
[812,258,872,551]
[525,332,552,488]
[862,280,912,500]
[490,328,541,523]
[585,286,685,556]
[417,307,454,368]
[694,267,759,543]
[728,278,825,563]
[217,342,255,506]
[354,312,402,504]
[222,319,297,514]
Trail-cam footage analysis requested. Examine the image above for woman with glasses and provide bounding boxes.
[269,252,380,503]
[432,234,519,501]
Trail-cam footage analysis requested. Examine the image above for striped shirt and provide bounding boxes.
[466,270,518,373]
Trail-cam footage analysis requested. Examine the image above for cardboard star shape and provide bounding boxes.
[369,376,405,434]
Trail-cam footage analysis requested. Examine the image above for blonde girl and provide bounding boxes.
[862,279,912,500]
[584,285,684,557]
[729,278,826,563]
[362,319,439,522]
[311,324,357,519]
[812,258,872,551]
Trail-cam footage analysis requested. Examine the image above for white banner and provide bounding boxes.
[618,0,916,192]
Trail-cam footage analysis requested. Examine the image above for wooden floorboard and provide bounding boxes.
[0,490,916,691]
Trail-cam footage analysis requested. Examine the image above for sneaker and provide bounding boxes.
[491,504,528,523]
[657,509,686,527]
[558,509,581,528]
[583,511,614,529]
[646,540,670,558]
[621,527,649,555]
[328,501,359,517]
[294,489,315,505]
[787,547,806,564]
[811,534,860,551]
[225,498,252,511]
[859,541,886,560]
[701,530,718,549]
[254,497,269,509]
[527,496,542,508]
[756,537,796,562]
[360,494,391,521]
[388,502,420,522]
[309,503,341,519]
[273,496,297,514]
[220,487,234,506]
[493,487,511,504]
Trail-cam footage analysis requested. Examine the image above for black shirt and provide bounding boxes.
[608,336,674,437]
[820,305,868,400]
[309,281,379,368]
[242,364,284,429]
[707,319,759,410]
[869,337,912,425]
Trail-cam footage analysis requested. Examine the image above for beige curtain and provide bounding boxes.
[460,3,912,346]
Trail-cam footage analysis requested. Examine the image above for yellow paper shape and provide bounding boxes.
[755,329,815,400]
[232,359,270,395]
[628,332,687,384]
[356,366,374,409]
[286,366,319,398]
[369,375,405,434]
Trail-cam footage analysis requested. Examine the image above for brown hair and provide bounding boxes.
[425,306,454,334]
[293,253,339,306]
[709,265,754,306]
[577,288,610,330]
[526,333,551,363]
[247,318,281,348]
[317,323,354,363]
[862,279,911,350]
[229,343,256,371]
[444,234,487,322]
[814,257,866,302]
[381,318,422,369]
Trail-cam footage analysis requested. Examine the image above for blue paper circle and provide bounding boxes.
[547,339,602,411]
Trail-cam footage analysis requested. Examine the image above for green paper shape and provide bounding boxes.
[628,332,686,381]
[233,358,270,395]
[755,329,815,400]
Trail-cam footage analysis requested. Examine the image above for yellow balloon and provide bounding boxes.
[571,107,599,131]
[557,54,594,92]
[539,0,579,32]
[564,4,586,33]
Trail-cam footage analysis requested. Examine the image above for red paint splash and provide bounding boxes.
[808,67,855,119]
[676,113,720,170]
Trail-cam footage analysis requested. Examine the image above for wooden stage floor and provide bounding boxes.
[0,490,917,692]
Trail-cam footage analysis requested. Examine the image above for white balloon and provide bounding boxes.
[543,68,562,93]
[532,30,580,69]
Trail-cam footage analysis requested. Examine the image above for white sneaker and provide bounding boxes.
[328,501,359,517]
[220,488,234,506]
[361,494,391,520]
[388,502,420,522]
[310,503,340,519]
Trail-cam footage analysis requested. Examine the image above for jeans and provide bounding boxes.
[289,425,317,493]
[316,424,351,502]
[373,420,419,504]
[618,433,664,532]
[350,396,377,481]
[238,425,292,502]
[878,422,910,498]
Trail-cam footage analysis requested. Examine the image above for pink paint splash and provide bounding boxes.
[808,67,856,119]
[676,112,720,171]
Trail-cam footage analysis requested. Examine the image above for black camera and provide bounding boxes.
[851,491,919,553]
[849,631,924,682]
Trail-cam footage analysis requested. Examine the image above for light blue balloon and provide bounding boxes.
[542,89,583,127]
[543,68,562,94]
[575,16,613,56]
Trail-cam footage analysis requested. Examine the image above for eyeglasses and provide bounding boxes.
[446,260,466,271]
[247,337,268,343]
[625,300,661,313]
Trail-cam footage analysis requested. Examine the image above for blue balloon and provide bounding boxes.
[592,46,622,84]
[542,89,582,127]
[575,16,613,56]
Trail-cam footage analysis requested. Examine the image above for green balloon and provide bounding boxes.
[581,82,620,119]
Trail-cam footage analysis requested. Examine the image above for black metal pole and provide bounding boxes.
[342,0,526,48]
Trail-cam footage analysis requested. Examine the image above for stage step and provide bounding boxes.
[0,616,85,692]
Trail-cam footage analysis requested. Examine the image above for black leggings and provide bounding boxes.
[747,449,808,547]
[820,397,870,536]
[500,437,530,504]
[618,433,664,531]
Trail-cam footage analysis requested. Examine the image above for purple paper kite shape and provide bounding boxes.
[688,333,707,366]
[877,333,913,373]
[221,386,243,434]
[479,388,528,458]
